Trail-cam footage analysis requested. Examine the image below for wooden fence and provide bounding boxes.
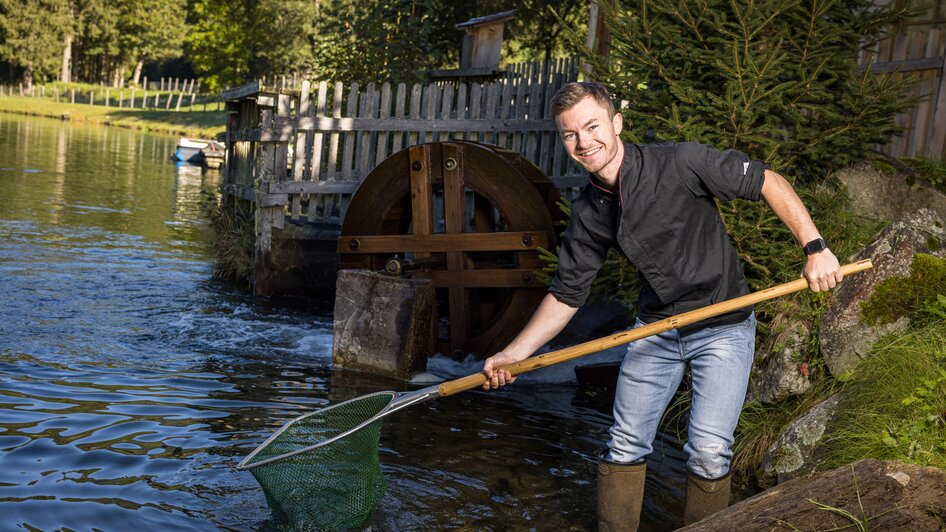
[860,27,946,161]
[222,60,583,230]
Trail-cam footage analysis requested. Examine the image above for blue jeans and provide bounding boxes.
[606,313,756,479]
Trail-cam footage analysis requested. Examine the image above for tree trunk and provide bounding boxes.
[132,59,144,87]
[61,33,73,83]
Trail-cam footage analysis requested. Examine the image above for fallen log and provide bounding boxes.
[681,458,946,531]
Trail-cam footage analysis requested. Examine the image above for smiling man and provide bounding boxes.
[481,82,842,530]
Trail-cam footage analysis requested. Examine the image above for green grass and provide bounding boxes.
[901,156,946,194]
[817,318,946,471]
[0,93,225,139]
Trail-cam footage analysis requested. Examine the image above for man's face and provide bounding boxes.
[554,96,623,176]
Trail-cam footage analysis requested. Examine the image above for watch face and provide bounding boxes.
[805,238,827,254]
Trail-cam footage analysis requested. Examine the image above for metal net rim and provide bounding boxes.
[237,390,397,470]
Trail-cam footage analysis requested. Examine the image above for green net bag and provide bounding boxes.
[239,392,396,531]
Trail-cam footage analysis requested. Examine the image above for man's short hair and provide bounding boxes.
[551,82,616,119]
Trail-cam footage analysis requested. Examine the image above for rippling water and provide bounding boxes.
[0,114,684,531]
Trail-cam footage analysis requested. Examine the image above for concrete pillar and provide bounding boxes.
[333,270,433,380]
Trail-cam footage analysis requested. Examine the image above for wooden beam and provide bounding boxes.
[422,268,542,288]
[220,80,262,101]
[266,180,360,195]
[868,56,944,73]
[337,231,548,254]
[260,116,558,142]
[929,50,946,160]
[443,143,469,353]
[409,145,434,259]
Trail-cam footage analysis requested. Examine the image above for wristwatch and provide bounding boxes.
[804,238,828,255]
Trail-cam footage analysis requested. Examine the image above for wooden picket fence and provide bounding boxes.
[221,59,583,230]
[860,27,946,161]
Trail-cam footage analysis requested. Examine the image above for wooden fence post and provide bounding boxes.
[930,49,946,160]
[89,91,94,105]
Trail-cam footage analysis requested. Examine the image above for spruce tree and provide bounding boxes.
[590,0,916,182]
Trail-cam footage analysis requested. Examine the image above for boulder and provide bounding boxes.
[834,162,946,222]
[759,394,841,486]
[332,270,434,380]
[681,458,946,531]
[748,315,812,404]
[819,208,946,378]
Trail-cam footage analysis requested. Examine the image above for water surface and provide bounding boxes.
[0,113,683,531]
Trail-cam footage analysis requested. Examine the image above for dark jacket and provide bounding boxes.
[549,141,767,333]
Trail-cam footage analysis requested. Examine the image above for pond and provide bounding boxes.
[0,113,684,531]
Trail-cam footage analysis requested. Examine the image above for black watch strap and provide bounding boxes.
[804,238,828,255]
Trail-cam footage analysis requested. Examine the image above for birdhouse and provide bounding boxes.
[457,10,517,70]
[429,10,516,82]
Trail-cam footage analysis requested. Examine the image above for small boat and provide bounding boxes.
[175,137,225,164]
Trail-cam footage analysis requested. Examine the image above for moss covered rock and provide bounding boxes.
[759,394,841,485]
[819,209,946,378]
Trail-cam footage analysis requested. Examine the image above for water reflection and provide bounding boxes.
[0,114,685,531]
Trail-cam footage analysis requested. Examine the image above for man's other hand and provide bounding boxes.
[482,351,523,390]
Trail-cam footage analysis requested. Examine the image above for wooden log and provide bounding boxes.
[682,459,946,532]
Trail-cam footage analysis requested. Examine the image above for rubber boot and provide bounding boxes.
[683,471,731,526]
[597,459,646,532]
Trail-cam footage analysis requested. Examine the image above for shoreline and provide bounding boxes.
[0,96,226,139]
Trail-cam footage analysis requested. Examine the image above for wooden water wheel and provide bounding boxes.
[338,141,563,358]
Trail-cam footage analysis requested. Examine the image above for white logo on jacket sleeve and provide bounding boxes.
[743,162,750,175]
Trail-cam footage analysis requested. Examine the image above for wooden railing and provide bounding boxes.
[222,67,584,228]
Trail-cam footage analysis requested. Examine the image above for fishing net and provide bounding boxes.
[240,391,396,531]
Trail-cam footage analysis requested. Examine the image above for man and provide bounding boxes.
[481,82,842,530]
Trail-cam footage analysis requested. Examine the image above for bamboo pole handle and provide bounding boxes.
[438,259,873,397]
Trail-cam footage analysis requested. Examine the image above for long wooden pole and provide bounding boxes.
[438,259,873,397]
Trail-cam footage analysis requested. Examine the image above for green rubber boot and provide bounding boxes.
[683,471,731,526]
[597,459,646,532]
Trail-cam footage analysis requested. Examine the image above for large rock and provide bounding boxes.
[332,270,434,380]
[681,458,946,531]
[820,208,946,378]
[835,162,946,222]
[748,314,812,404]
[759,394,841,486]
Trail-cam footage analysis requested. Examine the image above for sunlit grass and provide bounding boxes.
[817,320,946,471]
[0,94,225,139]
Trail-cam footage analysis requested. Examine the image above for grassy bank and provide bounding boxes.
[0,95,225,139]
[817,316,946,470]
